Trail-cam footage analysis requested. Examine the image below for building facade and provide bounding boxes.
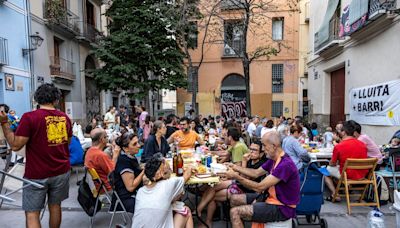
[0,0,32,115]
[176,0,300,119]
[307,0,400,144]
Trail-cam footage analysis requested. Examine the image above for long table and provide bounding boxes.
[308,147,333,159]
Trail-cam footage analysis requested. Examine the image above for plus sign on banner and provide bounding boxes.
[349,79,400,126]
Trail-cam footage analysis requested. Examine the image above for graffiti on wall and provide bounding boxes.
[221,91,247,119]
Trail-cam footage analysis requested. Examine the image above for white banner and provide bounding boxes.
[349,79,400,126]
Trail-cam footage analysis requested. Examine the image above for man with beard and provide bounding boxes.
[167,117,204,149]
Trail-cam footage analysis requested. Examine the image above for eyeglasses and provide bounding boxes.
[249,148,259,152]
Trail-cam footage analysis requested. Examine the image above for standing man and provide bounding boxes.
[104,106,116,130]
[0,83,72,228]
[117,105,129,127]
[246,116,259,138]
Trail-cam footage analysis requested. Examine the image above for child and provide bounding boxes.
[323,127,334,147]
[391,137,400,148]
[8,110,19,132]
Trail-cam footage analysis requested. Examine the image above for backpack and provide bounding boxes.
[77,170,102,216]
[364,173,389,205]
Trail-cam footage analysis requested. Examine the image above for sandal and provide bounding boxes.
[325,195,341,202]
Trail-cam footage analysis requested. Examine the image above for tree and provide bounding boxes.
[93,0,187,100]
[194,0,299,116]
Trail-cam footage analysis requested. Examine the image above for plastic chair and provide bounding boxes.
[107,171,130,228]
[332,158,380,214]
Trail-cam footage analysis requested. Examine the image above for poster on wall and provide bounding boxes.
[349,79,400,126]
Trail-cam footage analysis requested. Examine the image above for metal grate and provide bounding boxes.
[272,101,283,117]
[0,37,8,66]
[187,66,198,93]
[272,64,284,93]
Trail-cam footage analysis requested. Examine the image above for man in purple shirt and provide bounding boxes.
[222,131,300,227]
[353,121,383,167]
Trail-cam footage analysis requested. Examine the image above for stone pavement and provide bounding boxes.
[0,165,398,228]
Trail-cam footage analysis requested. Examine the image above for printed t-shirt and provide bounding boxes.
[261,154,300,219]
[15,109,72,179]
[331,137,368,180]
[228,141,248,163]
[170,130,199,149]
[85,147,115,191]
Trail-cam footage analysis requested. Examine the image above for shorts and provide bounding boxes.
[327,166,341,179]
[246,193,288,223]
[22,172,70,212]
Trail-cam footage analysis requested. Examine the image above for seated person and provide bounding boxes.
[391,137,400,148]
[353,121,383,168]
[221,131,300,226]
[85,128,120,192]
[282,125,311,170]
[132,153,193,228]
[141,120,170,163]
[226,127,248,165]
[167,117,204,149]
[112,132,144,213]
[324,120,368,201]
[197,141,267,227]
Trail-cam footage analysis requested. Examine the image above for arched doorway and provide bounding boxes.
[221,74,247,119]
[85,55,100,123]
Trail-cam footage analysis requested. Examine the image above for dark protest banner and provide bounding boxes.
[349,80,400,126]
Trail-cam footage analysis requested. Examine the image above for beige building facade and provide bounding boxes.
[177,0,300,119]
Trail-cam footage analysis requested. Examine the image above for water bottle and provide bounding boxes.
[367,208,385,228]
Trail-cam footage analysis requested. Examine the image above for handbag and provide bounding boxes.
[77,170,102,216]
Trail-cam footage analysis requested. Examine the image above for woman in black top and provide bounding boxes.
[111,132,144,213]
[141,120,170,163]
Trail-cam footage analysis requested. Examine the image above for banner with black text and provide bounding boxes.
[349,79,400,126]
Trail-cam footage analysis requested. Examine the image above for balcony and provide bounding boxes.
[76,21,103,44]
[49,56,76,84]
[349,0,397,40]
[44,0,80,37]
[314,16,345,58]
[0,37,8,66]
[220,0,245,10]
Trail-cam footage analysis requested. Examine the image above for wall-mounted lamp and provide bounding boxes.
[22,32,44,56]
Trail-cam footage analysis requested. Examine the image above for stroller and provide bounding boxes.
[293,162,328,228]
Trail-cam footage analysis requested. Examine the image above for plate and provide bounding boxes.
[195,174,213,178]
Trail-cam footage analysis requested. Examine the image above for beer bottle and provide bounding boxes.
[173,153,178,174]
[177,152,184,176]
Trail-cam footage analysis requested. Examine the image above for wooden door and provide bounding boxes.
[330,68,345,128]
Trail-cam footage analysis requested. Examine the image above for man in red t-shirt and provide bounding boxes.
[85,128,120,192]
[325,120,368,200]
[0,83,72,228]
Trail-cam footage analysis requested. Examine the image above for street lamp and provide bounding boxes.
[22,32,44,56]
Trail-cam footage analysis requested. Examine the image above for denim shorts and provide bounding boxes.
[22,172,70,212]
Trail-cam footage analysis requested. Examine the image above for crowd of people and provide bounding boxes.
[1,83,400,228]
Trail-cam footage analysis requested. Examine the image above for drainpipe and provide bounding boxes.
[25,0,34,110]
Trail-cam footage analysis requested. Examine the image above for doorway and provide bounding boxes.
[220,74,247,119]
[330,67,345,128]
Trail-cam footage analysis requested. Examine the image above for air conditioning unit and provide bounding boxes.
[224,44,236,56]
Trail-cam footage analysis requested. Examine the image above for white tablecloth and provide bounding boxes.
[308,147,333,159]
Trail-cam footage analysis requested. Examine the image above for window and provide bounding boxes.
[303,89,308,98]
[220,0,245,10]
[224,20,244,56]
[86,0,95,26]
[187,21,198,49]
[272,101,283,117]
[272,64,284,93]
[272,17,284,41]
[0,37,8,66]
[187,66,198,92]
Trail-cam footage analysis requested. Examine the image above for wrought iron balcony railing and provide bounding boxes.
[49,56,76,81]
[369,0,397,18]
[44,0,80,35]
[77,21,103,43]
